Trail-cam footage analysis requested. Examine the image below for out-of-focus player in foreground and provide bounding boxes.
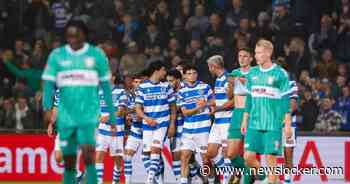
[241,39,292,184]
[48,89,85,183]
[42,20,117,184]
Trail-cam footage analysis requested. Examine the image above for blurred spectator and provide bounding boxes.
[31,91,44,129]
[154,1,173,36]
[285,37,311,80]
[115,14,140,47]
[338,63,349,79]
[314,96,343,133]
[271,3,292,56]
[14,95,34,131]
[185,4,210,38]
[334,86,350,130]
[332,75,347,98]
[51,0,71,36]
[0,97,16,129]
[314,48,338,79]
[143,22,166,49]
[255,11,273,41]
[23,0,52,40]
[12,38,30,67]
[300,88,319,131]
[2,50,42,93]
[119,41,147,76]
[233,17,257,48]
[225,0,248,32]
[145,45,164,64]
[205,13,226,39]
[30,39,48,69]
[100,40,119,74]
[335,8,350,63]
[308,15,337,57]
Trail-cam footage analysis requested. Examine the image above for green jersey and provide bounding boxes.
[42,43,112,128]
[229,68,250,96]
[245,64,290,131]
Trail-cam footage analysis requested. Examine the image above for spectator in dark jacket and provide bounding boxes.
[300,88,319,131]
[14,95,34,131]
[285,37,311,80]
[0,97,16,129]
[271,4,293,56]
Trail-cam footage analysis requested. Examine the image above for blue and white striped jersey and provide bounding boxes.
[289,80,299,128]
[175,90,184,138]
[98,87,128,137]
[135,80,176,130]
[51,2,69,29]
[214,71,232,124]
[127,91,142,140]
[289,80,298,99]
[177,81,213,134]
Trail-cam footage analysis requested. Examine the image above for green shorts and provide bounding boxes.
[58,123,97,155]
[228,108,245,140]
[244,129,282,155]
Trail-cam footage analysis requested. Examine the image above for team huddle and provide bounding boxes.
[42,21,298,184]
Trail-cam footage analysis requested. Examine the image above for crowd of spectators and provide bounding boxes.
[0,0,350,134]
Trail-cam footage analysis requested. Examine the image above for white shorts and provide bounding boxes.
[54,134,61,151]
[181,133,209,154]
[282,127,296,148]
[171,136,182,152]
[143,127,167,152]
[96,134,124,156]
[208,123,229,147]
[125,136,142,152]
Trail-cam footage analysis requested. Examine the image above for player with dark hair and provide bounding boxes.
[42,20,117,184]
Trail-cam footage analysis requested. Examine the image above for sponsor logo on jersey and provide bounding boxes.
[85,57,95,68]
[60,60,71,67]
[268,76,274,85]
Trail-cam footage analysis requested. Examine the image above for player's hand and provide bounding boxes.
[2,50,13,62]
[144,116,157,127]
[238,77,246,84]
[100,115,109,123]
[284,126,292,139]
[110,124,117,137]
[241,121,247,135]
[196,99,207,109]
[49,111,57,125]
[44,111,52,125]
[126,114,132,127]
[47,122,55,138]
[167,122,176,138]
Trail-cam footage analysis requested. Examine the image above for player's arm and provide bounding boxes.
[216,80,234,112]
[241,93,251,135]
[116,92,128,117]
[47,106,57,137]
[96,49,117,125]
[168,103,177,138]
[135,103,157,126]
[280,70,292,138]
[42,51,58,124]
[134,88,157,126]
